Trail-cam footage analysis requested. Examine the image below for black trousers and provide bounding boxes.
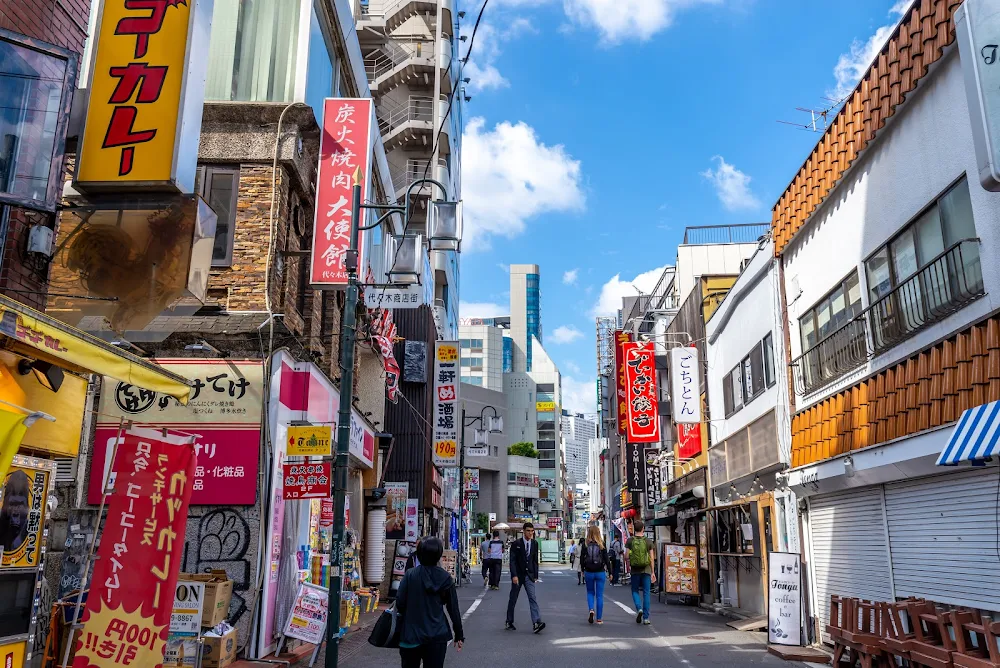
[400,642,448,668]
[487,559,502,587]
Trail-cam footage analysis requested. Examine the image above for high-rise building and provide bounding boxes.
[561,411,597,487]
[510,264,541,372]
[458,323,505,391]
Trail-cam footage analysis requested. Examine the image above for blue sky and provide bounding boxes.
[456,0,913,414]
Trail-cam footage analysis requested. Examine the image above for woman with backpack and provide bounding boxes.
[625,519,656,625]
[580,525,610,624]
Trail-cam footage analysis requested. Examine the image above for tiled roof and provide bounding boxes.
[772,0,962,256]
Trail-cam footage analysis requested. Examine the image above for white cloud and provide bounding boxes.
[562,0,722,42]
[829,2,911,101]
[463,61,509,91]
[564,360,582,374]
[562,268,579,285]
[590,265,668,317]
[562,375,597,415]
[460,301,507,318]
[461,117,584,249]
[459,18,536,93]
[551,325,584,344]
[700,156,761,211]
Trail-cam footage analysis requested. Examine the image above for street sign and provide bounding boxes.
[364,284,424,309]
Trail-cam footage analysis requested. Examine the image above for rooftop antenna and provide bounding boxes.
[777,98,845,133]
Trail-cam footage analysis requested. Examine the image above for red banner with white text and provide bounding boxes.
[310,98,374,288]
[623,341,660,443]
[677,422,702,460]
[73,428,196,668]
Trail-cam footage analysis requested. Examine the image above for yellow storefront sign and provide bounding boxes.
[1,460,52,569]
[435,440,457,460]
[536,401,556,412]
[287,425,332,457]
[437,344,459,362]
[0,639,26,668]
[76,0,210,190]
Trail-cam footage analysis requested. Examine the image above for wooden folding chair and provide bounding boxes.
[909,604,957,668]
[952,614,1000,668]
[839,599,891,668]
[881,601,918,666]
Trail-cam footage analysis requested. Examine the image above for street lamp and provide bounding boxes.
[458,404,502,586]
[326,177,461,668]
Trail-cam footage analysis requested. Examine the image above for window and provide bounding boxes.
[762,333,775,387]
[461,376,482,386]
[724,334,775,418]
[305,4,340,119]
[195,166,240,266]
[461,340,471,348]
[799,271,862,351]
[295,204,310,315]
[0,30,76,212]
[460,357,482,367]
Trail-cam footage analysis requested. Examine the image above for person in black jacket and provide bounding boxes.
[505,523,545,633]
[580,525,611,624]
[395,537,464,668]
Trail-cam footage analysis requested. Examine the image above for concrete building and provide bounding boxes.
[459,323,505,391]
[561,410,597,486]
[528,336,563,520]
[510,264,541,372]
[460,383,509,527]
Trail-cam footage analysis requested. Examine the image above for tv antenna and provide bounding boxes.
[777,97,845,133]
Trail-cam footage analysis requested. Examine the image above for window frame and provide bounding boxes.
[0,28,78,213]
[798,270,862,352]
[196,164,241,267]
[723,333,775,418]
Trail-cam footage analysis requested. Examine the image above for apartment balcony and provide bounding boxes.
[364,37,452,96]
[791,239,984,397]
[390,158,450,202]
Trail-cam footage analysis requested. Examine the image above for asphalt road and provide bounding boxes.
[335,564,813,668]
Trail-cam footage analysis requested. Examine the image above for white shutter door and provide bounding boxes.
[884,467,1000,612]
[809,488,894,642]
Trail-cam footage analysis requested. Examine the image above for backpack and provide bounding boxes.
[585,542,602,570]
[629,537,650,569]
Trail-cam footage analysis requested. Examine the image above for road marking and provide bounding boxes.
[614,600,635,615]
[463,589,488,621]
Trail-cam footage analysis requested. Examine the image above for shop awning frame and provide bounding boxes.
[937,400,1000,465]
[0,294,192,402]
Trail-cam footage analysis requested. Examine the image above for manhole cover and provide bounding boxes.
[688,636,715,640]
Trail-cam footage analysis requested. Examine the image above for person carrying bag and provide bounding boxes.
[580,526,610,625]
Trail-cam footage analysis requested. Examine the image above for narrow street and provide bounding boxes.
[335,566,814,668]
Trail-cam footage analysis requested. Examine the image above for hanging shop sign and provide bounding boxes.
[286,425,332,457]
[678,422,703,460]
[546,517,561,529]
[464,468,480,500]
[614,330,630,435]
[670,347,701,424]
[956,0,1000,191]
[625,442,646,493]
[432,342,460,467]
[364,284,424,309]
[623,342,660,443]
[91,359,264,506]
[384,482,409,540]
[405,499,419,542]
[619,484,633,510]
[310,98,375,287]
[644,448,662,511]
[169,580,206,637]
[282,463,331,500]
[768,552,802,646]
[75,0,212,192]
[283,582,329,645]
[73,428,195,668]
[1,457,53,568]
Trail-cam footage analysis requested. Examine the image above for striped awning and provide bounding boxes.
[937,401,1000,465]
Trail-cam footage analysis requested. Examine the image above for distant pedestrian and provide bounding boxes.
[609,536,622,586]
[479,541,488,586]
[568,540,577,569]
[625,520,656,625]
[580,526,610,625]
[505,523,545,633]
[485,530,504,590]
[395,537,464,668]
[574,538,585,585]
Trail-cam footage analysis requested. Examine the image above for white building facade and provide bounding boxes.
[459,324,505,391]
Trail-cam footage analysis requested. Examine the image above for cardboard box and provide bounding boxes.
[202,627,237,668]
[178,570,233,627]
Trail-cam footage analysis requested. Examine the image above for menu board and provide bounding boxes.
[663,543,699,595]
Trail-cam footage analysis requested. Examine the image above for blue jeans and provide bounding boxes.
[631,572,651,620]
[584,571,606,620]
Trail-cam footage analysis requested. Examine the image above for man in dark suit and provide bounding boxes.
[505,523,545,633]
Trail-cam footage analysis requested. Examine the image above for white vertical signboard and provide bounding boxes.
[768,552,802,646]
[957,0,1000,191]
[433,341,460,466]
[670,347,701,424]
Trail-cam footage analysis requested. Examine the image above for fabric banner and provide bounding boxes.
[73,428,195,668]
[0,408,29,485]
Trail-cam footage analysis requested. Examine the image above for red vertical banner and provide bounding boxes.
[614,330,630,435]
[677,422,702,459]
[623,341,660,443]
[310,98,374,288]
[73,428,196,668]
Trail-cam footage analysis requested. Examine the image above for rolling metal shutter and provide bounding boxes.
[884,467,1000,612]
[809,488,894,642]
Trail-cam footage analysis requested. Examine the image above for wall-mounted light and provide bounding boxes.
[387,234,424,284]
[18,359,64,393]
[428,201,462,251]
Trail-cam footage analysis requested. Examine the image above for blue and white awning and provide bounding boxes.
[937,401,1000,465]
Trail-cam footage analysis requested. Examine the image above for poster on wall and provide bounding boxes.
[432,342,460,466]
[1,459,52,568]
[384,482,409,540]
[405,499,419,541]
[768,552,802,646]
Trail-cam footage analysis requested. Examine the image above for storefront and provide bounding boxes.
[651,467,710,599]
[706,493,777,617]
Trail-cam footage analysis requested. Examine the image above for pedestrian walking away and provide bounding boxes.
[485,530,504,590]
[505,522,545,633]
[580,525,611,625]
[574,537,585,585]
[609,535,622,586]
[568,540,577,570]
[625,520,656,625]
[395,537,465,668]
[479,540,489,587]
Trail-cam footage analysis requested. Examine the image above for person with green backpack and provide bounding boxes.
[625,519,656,625]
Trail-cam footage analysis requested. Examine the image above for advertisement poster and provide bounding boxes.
[170,581,206,637]
[282,463,331,500]
[384,482,409,540]
[393,541,416,576]
[74,428,196,668]
[768,552,802,646]
[286,425,332,457]
[623,341,661,443]
[432,342,460,467]
[464,468,480,500]
[1,461,51,568]
[91,360,264,505]
[283,582,329,645]
[405,499,418,541]
[663,544,699,595]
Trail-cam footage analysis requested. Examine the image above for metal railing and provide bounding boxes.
[682,223,770,245]
[364,39,434,83]
[376,95,433,139]
[390,158,448,195]
[791,239,984,396]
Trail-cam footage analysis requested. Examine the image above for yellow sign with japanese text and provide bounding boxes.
[536,401,556,412]
[286,425,332,457]
[0,639,26,668]
[437,344,459,362]
[76,0,207,190]
[1,464,50,569]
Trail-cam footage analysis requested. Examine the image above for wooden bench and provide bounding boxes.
[951,614,1000,668]
[909,604,957,668]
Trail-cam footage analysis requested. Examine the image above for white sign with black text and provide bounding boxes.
[364,284,424,309]
[670,347,701,424]
[767,552,802,646]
